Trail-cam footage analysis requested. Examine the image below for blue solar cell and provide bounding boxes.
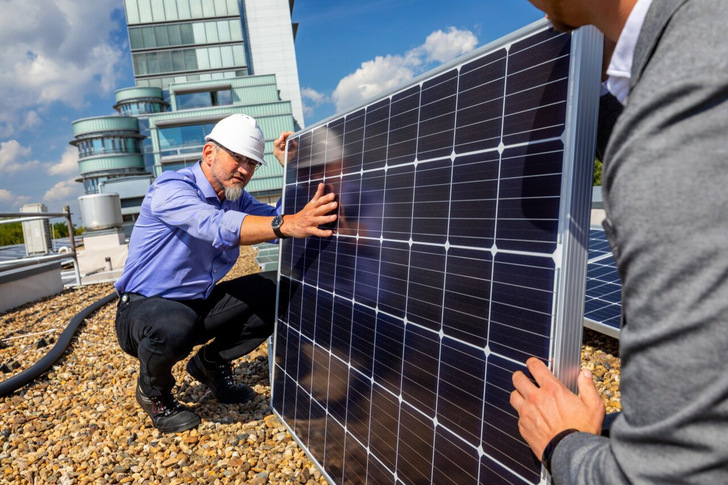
[387,86,420,167]
[584,227,623,336]
[443,247,492,347]
[406,244,446,330]
[417,69,458,160]
[412,158,452,244]
[272,20,602,484]
[438,337,487,447]
[448,151,499,247]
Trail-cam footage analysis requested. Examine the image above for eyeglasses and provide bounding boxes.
[219,145,263,171]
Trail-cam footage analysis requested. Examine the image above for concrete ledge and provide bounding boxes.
[0,261,63,313]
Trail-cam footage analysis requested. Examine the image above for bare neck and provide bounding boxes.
[587,0,639,42]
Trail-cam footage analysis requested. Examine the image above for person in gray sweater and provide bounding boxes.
[511,0,728,483]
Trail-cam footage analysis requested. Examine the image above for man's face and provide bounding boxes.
[209,145,253,201]
[527,0,583,32]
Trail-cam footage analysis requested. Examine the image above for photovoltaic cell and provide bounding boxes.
[272,20,602,485]
[583,227,622,338]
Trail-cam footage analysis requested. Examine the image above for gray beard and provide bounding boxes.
[224,186,243,201]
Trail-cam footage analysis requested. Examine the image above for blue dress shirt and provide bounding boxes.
[114,161,279,300]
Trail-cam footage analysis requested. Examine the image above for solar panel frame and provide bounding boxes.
[271,19,603,485]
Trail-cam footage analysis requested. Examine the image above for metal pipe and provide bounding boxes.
[65,206,77,256]
[0,253,74,269]
[0,212,73,219]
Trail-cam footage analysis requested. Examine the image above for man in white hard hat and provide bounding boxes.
[114,114,337,433]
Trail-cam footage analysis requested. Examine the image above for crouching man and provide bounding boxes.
[114,114,337,432]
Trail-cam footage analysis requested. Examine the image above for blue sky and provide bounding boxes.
[0,0,543,217]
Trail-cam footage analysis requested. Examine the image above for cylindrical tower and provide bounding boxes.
[70,116,148,195]
[113,86,169,116]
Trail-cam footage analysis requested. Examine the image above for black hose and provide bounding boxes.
[0,292,118,397]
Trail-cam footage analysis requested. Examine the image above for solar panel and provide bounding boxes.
[583,227,622,338]
[272,19,602,484]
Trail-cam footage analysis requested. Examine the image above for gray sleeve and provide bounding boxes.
[551,432,628,484]
[551,1,728,483]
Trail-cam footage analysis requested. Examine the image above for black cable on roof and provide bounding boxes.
[0,292,118,397]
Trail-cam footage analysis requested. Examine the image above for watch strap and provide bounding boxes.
[272,215,289,239]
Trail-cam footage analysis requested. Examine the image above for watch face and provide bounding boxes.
[272,215,283,228]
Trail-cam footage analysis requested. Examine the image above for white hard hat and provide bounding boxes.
[205,114,266,165]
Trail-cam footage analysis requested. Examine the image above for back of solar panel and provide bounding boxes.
[272,19,602,485]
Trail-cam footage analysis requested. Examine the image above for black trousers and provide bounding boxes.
[114,271,277,398]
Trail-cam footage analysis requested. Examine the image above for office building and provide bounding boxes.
[70,0,303,232]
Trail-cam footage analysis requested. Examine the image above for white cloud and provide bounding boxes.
[333,55,417,112]
[22,111,42,130]
[301,87,332,117]
[0,189,31,210]
[0,0,125,136]
[43,179,82,203]
[0,140,42,173]
[0,189,16,203]
[48,146,79,176]
[332,27,478,113]
[420,27,479,63]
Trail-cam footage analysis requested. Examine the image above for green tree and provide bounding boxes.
[52,222,67,239]
[594,158,603,186]
[0,221,23,246]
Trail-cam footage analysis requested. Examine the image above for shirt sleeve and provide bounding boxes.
[149,175,245,249]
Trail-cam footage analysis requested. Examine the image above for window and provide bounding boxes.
[176,89,233,110]
[158,123,215,151]
[129,28,143,49]
[154,25,170,47]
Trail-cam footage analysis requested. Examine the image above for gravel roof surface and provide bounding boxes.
[0,246,620,484]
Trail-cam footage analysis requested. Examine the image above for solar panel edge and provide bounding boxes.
[548,25,604,393]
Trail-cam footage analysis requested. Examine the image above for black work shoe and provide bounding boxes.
[135,383,200,433]
[186,354,256,404]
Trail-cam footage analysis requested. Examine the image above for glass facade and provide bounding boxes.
[82,169,142,195]
[158,121,217,156]
[117,100,167,116]
[126,0,247,87]
[129,19,243,49]
[125,0,240,24]
[132,44,246,77]
[76,136,143,158]
[176,89,232,110]
[136,69,246,90]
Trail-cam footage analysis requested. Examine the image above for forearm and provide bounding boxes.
[238,214,280,246]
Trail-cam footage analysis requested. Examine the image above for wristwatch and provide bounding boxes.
[271,215,289,239]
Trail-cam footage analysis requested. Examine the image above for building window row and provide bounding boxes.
[83,169,144,195]
[136,69,246,90]
[176,89,233,110]
[129,19,243,50]
[133,44,246,77]
[77,137,142,158]
[125,0,240,25]
[118,101,168,116]
[158,121,218,152]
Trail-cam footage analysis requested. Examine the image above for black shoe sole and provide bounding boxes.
[186,356,256,404]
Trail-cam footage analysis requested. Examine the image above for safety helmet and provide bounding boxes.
[205,114,266,166]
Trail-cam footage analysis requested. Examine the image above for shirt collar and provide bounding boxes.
[606,0,653,104]
[189,160,219,201]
